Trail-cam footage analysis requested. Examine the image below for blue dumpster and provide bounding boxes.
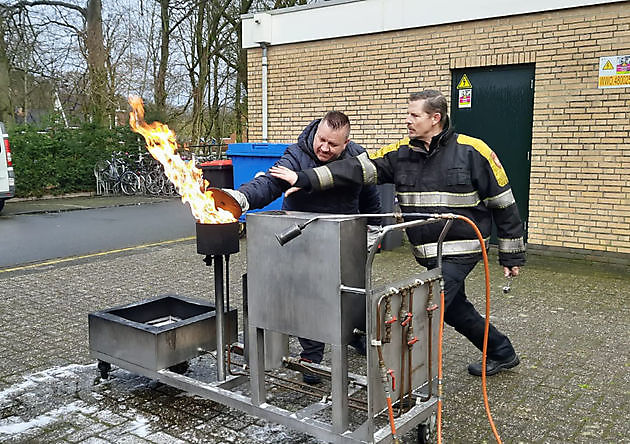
[227,143,289,222]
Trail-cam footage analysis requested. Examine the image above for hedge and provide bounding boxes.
[9,124,142,197]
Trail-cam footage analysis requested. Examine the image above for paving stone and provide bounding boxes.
[144,430,188,444]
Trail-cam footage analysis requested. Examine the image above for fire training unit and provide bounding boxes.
[89,210,454,443]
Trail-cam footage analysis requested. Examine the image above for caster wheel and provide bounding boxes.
[98,360,111,379]
[417,414,436,443]
[417,424,430,443]
[168,361,189,374]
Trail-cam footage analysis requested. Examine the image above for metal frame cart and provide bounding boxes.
[89,211,453,444]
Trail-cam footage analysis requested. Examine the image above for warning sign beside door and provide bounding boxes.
[598,55,630,89]
[457,74,473,108]
[458,89,472,108]
[457,74,472,89]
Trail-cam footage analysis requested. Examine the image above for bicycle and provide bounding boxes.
[97,151,140,196]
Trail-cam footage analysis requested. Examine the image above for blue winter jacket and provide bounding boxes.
[238,119,381,218]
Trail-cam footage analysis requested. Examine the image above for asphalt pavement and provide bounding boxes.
[0,194,628,443]
[0,196,194,268]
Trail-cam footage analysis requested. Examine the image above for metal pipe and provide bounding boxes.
[366,216,446,294]
[406,286,415,405]
[242,273,249,364]
[261,44,268,142]
[339,285,366,295]
[419,284,436,403]
[436,219,455,271]
[275,212,448,247]
[376,293,399,442]
[223,347,369,410]
[214,254,226,381]
[282,356,368,388]
[397,286,408,417]
[267,376,368,412]
[225,254,230,311]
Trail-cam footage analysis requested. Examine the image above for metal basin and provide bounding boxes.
[88,294,237,371]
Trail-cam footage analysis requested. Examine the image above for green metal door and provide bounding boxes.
[451,64,534,241]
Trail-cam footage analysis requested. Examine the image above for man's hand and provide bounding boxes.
[269,165,298,185]
[222,188,249,212]
[269,166,301,197]
[503,266,520,277]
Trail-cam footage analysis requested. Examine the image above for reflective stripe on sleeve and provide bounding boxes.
[498,237,525,253]
[484,189,516,209]
[412,238,489,259]
[357,152,378,184]
[370,138,409,159]
[397,191,480,208]
[313,165,334,190]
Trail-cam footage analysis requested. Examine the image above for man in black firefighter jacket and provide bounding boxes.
[270,90,525,376]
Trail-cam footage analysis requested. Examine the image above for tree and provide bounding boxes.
[13,0,110,125]
[0,14,13,123]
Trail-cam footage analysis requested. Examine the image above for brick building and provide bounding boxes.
[242,0,630,265]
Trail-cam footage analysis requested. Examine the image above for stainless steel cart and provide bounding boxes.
[89,211,450,444]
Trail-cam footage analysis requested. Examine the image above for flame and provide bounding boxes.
[128,96,236,224]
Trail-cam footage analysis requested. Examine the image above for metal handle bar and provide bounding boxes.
[365,215,457,294]
[274,212,452,246]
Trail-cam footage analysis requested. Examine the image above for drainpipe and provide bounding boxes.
[261,43,268,143]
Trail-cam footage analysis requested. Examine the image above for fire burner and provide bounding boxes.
[196,221,240,255]
[193,188,243,381]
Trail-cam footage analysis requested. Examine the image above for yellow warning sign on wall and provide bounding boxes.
[457,74,472,89]
[599,55,630,89]
[599,75,630,88]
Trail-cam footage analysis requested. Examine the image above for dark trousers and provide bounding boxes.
[299,337,325,363]
[440,261,515,361]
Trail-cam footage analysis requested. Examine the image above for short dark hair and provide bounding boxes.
[409,90,448,125]
[320,111,350,139]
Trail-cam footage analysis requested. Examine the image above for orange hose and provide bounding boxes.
[436,214,503,444]
[436,287,445,444]
[458,215,503,443]
[386,396,397,437]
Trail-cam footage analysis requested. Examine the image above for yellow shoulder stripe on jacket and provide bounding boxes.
[369,137,409,160]
[457,134,508,187]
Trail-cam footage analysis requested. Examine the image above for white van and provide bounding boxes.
[0,122,14,213]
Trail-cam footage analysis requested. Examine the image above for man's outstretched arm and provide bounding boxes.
[270,151,398,194]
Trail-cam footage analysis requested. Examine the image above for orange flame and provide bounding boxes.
[128,96,236,224]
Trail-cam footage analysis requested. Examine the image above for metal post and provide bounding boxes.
[242,273,249,364]
[261,44,268,142]
[249,326,266,405]
[214,255,226,381]
[331,343,349,433]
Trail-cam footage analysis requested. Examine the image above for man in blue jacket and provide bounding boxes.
[226,111,382,384]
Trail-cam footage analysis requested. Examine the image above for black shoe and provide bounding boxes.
[349,336,367,356]
[302,371,322,385]
[467,354,520,376]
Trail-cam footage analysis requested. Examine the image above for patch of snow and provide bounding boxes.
[129,415,151,437]
[0,400,97,435]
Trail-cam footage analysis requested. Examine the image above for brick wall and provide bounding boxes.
[246,3,630,261]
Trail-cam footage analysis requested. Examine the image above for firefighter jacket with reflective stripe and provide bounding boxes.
[300,127,526,266]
